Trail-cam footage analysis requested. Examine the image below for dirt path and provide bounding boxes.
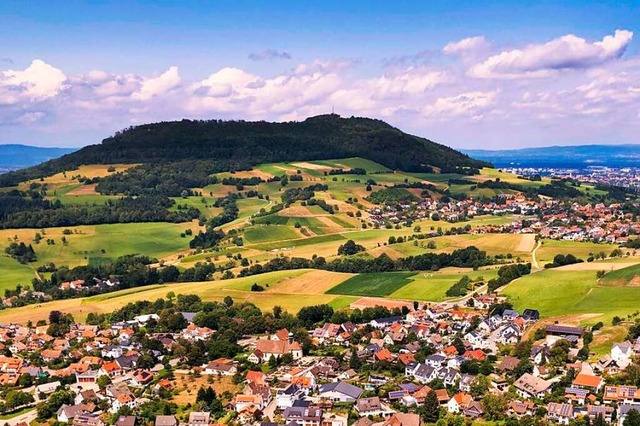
[531,239,542,270]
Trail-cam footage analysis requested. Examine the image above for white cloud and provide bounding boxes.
[470,29,633,78]
[0,59,66,102]
[423,91,497,117]
[443,36,489,55]
[1,37,640,149]
[131,66,181,100]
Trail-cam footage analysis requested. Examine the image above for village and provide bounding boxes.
[368,193,640,245]
[0,291,639,426]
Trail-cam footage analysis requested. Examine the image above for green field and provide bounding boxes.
[599,263,640,286]
[390,269,499,302]
[504,269,640,323]
[326,272,415,297]
[535,239,617,264]
[0,222,196,271]
[0,256,36,293]
[248,233,346,251]
[243,225,301,243]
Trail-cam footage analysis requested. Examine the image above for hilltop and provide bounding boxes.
[0,115,489,186]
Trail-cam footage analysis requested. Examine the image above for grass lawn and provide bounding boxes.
[504,269,640,323]
[326,272,415,297]
[248,233,346,251]
[600,262,640,286]
[0,255,36,294]
[243,225,301,244]
[0,269,355,323]
[536,239,617,265]
[311,157,391,173]
[0,222,198,269]
[390,269,499,302]
[219,269,309,291]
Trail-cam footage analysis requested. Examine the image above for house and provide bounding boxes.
[37,380,61,395]
[447,393,473,414]
[586,405,614,423]
[187,412,210,426]
[57,404,90,423]
[106,384,137,412]
[155,416,177,426]
[464,401,484,418]
[508,400,536,417]
[573,374,604,392]
[496,356,520,374]
[131,369,154,386]
[372,413,420,426]
[370,316,403,329]
[604,385,640,404]
[546,402,574,425]
[283,405,323,426]
[514,373,552,399]
[355,397,393,417]
[249,339,303,363]
[565,387,589,405]
[318,381,364,402]
[618,405,640,426]
[522,309,540,322]
[72,414,104,426]
[205,358,237,376]
[611,342,633,366]
[276,384,304,409]
[75,390,100,406]
[115,416,137,426]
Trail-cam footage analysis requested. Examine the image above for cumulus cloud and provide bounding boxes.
[1,34,640,149]
[470,29,633,78]
[443,36,489,55]
[0,59,66,103]
[248,49,292,61]
[131,66,181,100]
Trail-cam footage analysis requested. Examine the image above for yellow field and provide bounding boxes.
[0,270,357,324]
[268,270,354,294]
[18,164,137,192]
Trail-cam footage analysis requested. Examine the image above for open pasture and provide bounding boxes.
[504,268,640,323]
[0,221,197,271]
[389,268,499,302]
[326,272,415,297]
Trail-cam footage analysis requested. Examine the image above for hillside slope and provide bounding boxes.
[0,115,489,186]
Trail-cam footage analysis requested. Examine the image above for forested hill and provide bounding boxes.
[0,115,490,186]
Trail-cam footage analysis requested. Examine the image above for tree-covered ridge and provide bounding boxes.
[0,114,490,187]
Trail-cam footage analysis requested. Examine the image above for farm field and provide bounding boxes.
[389,268,499,302]
[535,239,618,265]
[0,221,198,268]
[0,256,36,293]
[326,272,415,297]
[503,267,640,324]
[0,269,357,323]
[599,262,640,286]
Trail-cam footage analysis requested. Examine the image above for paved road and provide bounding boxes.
[5,408,37,426]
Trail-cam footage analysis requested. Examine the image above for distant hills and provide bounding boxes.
[0,115,489,186]
[464,144,640,168]
[0,144,76,173]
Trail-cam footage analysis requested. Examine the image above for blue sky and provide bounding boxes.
[1,0,639,148]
